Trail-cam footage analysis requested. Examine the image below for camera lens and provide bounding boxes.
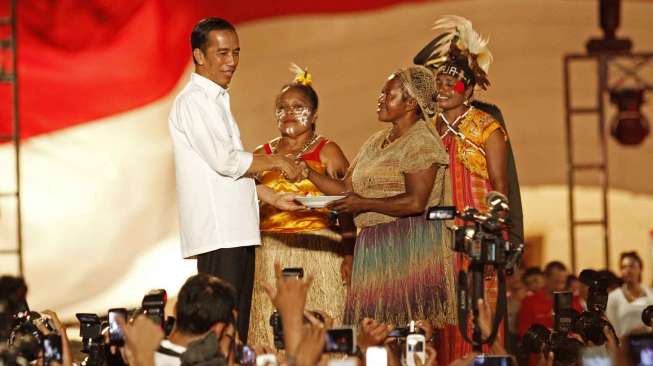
[642,305,653,327]
[522,324,551,354]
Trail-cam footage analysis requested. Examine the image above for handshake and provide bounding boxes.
[268,155,310,182]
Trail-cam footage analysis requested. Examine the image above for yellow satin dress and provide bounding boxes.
[248,146,346,347]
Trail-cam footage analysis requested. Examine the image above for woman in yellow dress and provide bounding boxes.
[248,65,355,346]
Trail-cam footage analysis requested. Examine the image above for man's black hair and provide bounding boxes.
[174,274,237,335]
[521,266,543,282]
[544,261,567,276]
[191,18,236,64]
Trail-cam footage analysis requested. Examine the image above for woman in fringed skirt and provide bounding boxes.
[306,66,456,328]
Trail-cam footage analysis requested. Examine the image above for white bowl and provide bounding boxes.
[295,195,346,209]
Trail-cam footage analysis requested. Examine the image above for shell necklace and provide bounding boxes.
[272,133,321,161]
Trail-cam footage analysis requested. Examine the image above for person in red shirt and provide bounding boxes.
[517,261,584,336]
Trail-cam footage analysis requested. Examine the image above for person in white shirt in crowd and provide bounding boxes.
[155,274,238,366]
[168,17,304,343]
[607,251,653,336]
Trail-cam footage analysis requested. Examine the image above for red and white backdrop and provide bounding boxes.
[1,0,652,319]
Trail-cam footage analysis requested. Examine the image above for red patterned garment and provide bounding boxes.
[435,107,508,365]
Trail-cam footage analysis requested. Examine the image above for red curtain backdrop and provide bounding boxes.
[0,0,426,139]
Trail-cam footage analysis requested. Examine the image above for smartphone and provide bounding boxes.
[324,327,356,354]
[553,291,574,332]
[628,332,653,366]
[108,308,128,346]
[365,346,388,366]
[255,354,278,366]
[282,267,304,279]
[256,353,279,366]
[387,327,408,338]
[237,345,256,366]
[473,355,512,366]
[580,346,612,366]
[426,205,457,220]
[327,358,358,366]
[43,334,63,366]
[406,334,426,366]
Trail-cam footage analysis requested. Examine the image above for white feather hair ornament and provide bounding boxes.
[432,15,493,74]
[289,63,312,86]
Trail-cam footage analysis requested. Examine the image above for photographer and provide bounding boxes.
[34,310,74,366]
[263,262,314,360]
[119,315,164,366]
[518,262,584,337]
[355,318,438,366]
[154,274,238,366]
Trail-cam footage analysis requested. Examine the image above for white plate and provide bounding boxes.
[295,195,346,208]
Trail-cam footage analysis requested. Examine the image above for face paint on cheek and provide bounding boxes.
[294,108,311,126]
[454,81,466,95]
[275,109,286,124]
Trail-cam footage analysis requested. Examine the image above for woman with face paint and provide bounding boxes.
[424,16,509,364]
[247,65,356,346]
[305,65,456,330]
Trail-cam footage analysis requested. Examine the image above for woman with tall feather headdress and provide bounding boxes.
[415,15,511,364]
[248,64,356,346]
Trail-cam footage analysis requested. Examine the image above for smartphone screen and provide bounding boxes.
[427,206,457,220]
[473,355,512,366]
[282,267,304,279]
[325,327,355,354]
[108,308,128,346]
[406,334,426,366]
[43,334,63,366]
[366,346,388,366]
[629,333,653,366]
[581,346,612,366]
[255,354,278,366]
[387,327,408,338]
[237,345,256,366]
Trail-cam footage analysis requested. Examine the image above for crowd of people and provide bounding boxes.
[3,251,653,366]
[2,12,653,366]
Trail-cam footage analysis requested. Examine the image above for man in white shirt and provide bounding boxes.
[168,18,303,343]
[155,274,237,366]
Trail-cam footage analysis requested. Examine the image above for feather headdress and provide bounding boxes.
[289,63,312,86]
[414,15,493,90]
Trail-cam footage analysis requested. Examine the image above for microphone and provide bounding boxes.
[485,191,509,212]
[505,243,524,274]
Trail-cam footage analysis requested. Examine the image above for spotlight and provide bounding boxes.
[609,89,649,145]
[586,0,632,53]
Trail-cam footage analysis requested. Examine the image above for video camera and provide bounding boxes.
[428,191,522,351]
[75,313,107,366]
[426,191,523,271]
[522,292,583,366]
[574,270,616,345]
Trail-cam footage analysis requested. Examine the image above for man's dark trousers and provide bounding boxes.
[197,245,255,344]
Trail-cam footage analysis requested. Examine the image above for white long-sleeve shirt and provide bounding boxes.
[606,286,653,336]
[169,73,260,258]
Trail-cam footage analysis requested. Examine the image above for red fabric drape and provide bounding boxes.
[0,0,427,139]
